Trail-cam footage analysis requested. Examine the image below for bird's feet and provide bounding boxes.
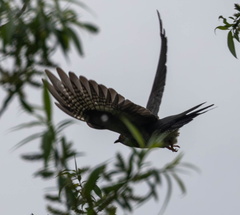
[166,144,180,152]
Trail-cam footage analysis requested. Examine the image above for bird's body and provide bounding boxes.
[44,11,213,152]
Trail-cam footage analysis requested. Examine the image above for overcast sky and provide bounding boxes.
[1,0,240,215]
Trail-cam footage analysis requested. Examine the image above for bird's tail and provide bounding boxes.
[160,102,214,131]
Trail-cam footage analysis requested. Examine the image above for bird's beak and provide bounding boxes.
[114,139,120,143]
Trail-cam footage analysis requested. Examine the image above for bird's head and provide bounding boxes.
[114,134,124,144]
[114,134,140,147]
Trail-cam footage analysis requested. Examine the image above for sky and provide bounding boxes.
[1,0,240,214]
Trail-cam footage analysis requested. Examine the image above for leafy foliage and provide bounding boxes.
[14,86,197,215]
[216,4,240,58]
[48,149,195,215]
[15,85,77,173]
[0,0,98,116]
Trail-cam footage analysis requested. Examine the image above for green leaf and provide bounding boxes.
[0,19,15,44]
[93,185,102,198]
[47,205,67,215]
[116,153,125,170]
[103,183,124,194]
[21,153,43,161]
[19,97,33,113]
[180,162,201,173]
[121,117,145,147]
[171,173,186,194]
[55,29,70,54]
[164,153,184,170]
[234,29,240,42]
[82,23,99,33]
[148,133,167,148]
[43,82,52,121]
[132,171,153,181]
[227,31,237,58]
[97,195,117,212]
[126,151,134,177]
[45,194,60,202]
[41,130,54,166]
[121,196,132,211]
[10,121,43,131]
[215,25,230,31]
[56,119,74,133]
[74,21,99,34]
[67,27,83,56]
[218,15,231,26]
[146,181,158,200]
[13,132,43,150]
[35,169,55,178]
[84,165,106,197]
[61,0,92,12]
[158,174,172,215]
[152,169,161,184]
[105,206,117,215]
[0,92,15,117]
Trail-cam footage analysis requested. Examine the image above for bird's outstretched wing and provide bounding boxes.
[146,10,167,116]
[43,68,158,136]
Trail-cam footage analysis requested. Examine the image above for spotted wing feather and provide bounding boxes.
[44,68,158,135]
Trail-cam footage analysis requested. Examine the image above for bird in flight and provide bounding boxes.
[43,11,213,152]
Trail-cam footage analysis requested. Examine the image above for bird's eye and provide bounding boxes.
[101,114,108,122]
